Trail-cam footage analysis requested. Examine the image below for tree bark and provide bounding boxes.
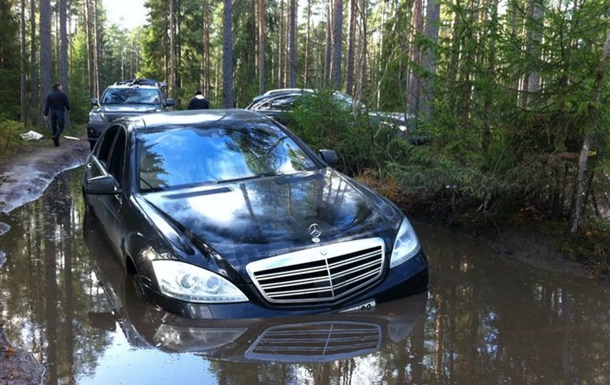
[345,0,356,95]
[277,0,285,88]
[20,0,27,125]
[169,0,177,97]
[93,0,100,97]
[287,0,297,88]
[204,1,211,98]
[222,0,234,108]
[59,0,69,125]
[331,0,343,89]
[29,0,37,125]
[39,0,52,117]
[420,0,440,119]
[304,0,311,86]
[408,0,423,114]
[257,0,265,93]
[324,3,331,84]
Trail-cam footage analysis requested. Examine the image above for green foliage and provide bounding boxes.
[381,0,610,229]
[561,218,610,279]
[0,0,20,121]
[0,118,25,153]
[290,89,412,175]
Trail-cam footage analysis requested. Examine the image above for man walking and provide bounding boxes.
[187,90,210,110]
[44,82,71,147]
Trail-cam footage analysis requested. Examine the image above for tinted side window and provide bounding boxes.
[96,126,119,166]
[269,95,299,110]
[108,129,127,185]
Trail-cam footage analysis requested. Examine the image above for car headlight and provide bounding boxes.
[152,260,248,303]
[88,113,106,123]
[390,217,421,268]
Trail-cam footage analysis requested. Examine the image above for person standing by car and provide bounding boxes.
[44,82,71,147]
[187,90,210,110]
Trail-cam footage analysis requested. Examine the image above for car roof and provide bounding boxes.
[248,88,313,106]
[126,109,274,131]
[114,78,167,88]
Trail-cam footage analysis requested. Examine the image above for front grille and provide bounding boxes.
[245,321,382,362]
[246,238,385,304]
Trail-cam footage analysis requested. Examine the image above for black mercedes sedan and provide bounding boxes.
[82,109,428,319]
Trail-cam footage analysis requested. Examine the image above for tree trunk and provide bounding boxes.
[420,0,440,119]
[39,0,52,117]
[355,0,368,102]
[521,0,543,107]
[204,1,211,99]
[331,0,343,89]
[304,0,311,86]
[29,0,37,125]
[277,0,285,88]
[257,0,265,93]
[169,0,177,97]
[94,0,101,97]
[20,0,27,125]
[324,3,331,84]
[287,0,297,88]
[345,0,356,95]
[222,0,234,108]
[59,0,69,126]
[408,0,423,114]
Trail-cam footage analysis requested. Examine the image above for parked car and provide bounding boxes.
[84,215,428,357]
[245,88,428,145]
[82,109,428,319]
[87,78,176,149]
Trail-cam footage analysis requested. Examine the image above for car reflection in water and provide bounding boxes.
[85,216,427,361]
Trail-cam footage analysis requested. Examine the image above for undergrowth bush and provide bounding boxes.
[0,118,27,154]
[561,218,610,279]
[290,89,411,175]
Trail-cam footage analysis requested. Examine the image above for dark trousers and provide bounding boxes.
[50,110,65,139]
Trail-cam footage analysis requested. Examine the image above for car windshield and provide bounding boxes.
[101,88,160,105]
[137,121,320,191]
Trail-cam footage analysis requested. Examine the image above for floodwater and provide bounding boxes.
[1,168,609,385]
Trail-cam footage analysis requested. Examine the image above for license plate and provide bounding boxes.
[340,299,376,313]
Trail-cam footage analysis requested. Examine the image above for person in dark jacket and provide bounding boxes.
[44,82,71,147]
[187,90,210,110]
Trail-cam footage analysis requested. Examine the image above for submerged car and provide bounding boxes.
[82,109,428,319]
[85,216,427,357]
[87,78,176,149]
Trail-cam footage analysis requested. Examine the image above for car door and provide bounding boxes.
[87,124,128,255]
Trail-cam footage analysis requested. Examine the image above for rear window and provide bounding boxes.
[136,122,319,191]
[101,88,161,105]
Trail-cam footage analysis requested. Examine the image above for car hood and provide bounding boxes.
[141,169,401,267]
[96,104,161,114]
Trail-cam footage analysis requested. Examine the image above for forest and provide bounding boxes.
[2,0,610,276]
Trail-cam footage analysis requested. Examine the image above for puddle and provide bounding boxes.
[0,167,609,385]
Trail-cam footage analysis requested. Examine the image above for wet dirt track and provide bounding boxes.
[1,167,610,385]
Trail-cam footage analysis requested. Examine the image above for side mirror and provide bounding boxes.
[319,149,339,166]
[85,175,121,195]
[91,98,99,106]
[165,98,176,107]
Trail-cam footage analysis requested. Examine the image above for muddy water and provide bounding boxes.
[1,168,609,385]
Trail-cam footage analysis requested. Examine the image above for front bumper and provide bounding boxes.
[142,251,429,319]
